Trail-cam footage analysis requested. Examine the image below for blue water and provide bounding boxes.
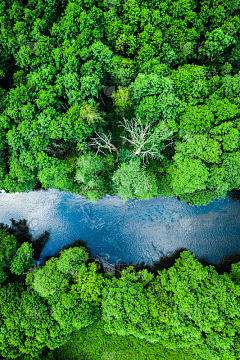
[0,189,240,266]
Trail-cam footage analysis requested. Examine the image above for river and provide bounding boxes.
[0,189,240,270]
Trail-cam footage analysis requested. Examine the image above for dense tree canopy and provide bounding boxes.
[0,2,240,357]
[1,227,240,359]
[101,251,240,359]
[0,229,104,359]
[0,0,239,205]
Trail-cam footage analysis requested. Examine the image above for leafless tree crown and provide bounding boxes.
[118,116,173,163]
[86,116,173,164]
[87,129,120,161]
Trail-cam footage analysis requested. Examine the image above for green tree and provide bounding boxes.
[71,262,104,306]
[77,101,106,129]
[0,0,239,205]
[169,64,210,106]
[166,74,240,205]
[0,159,7,190]
[31,257,68,299]
[198,28,236,63]
[0,229,18,285]
[10,242,34,276]
[111,157,158,202]
[111,86,132,116]
[167,154,210,197]
[35,152,73,191]
[30,247,102,332]
[129,73,185,124]
[0,283,71,358]
[146,251,240,358]
[75,151,106,202]
[56,247,88,277]
[102,266,157,341]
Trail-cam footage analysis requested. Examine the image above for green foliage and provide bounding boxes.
[1,232,240,360]
[0,159,7,190]
[102,266,157,341]
[146,251,240,358]
[167,74,240,205]
[10,242,34,275]
[178,189,227,206]
[0,0,240,204]
[111,86,133,116]
[167,154,210,196]
[102,153,115,172]
[37,160,72,191]
[53,316,201,360]
[109,55,137,87]
[32,257,68,298]
[75,151,106,202]
[12,70,26,88]
[119,148,131,163]
[178,104,215,136]
[198,28,237,63]
[129,73,185,124]
[71,262,104,305]
[0,230,18,285]
[30,247,102,336]
[230,262,240,285]
[0,283,71,358]
[78,101,106,128]
[111,158,158,202]
[169,64,210,106]
[75,151,105,184]
[63,156,77,174]
[56,247,88,276]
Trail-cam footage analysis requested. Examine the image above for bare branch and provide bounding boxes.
[117,116,173,164]
[87,129,120,161]
[86,116,173,165]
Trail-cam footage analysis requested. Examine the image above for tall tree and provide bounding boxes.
[111,157,158,202]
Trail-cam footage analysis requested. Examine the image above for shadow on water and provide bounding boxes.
[1,219,240,276]
[0,218,91,266]
[108,248,240,278]
[96,248,189,279]
[39,238,92,265]
[198,253,240,274]
[41,245,240,277]
[32,181,45,191]
[0,219,193,276]
[228,189,240,202]
[45,239,92,264]
[0,219,50,260]
[182,251,240,275]
[133,248,188,277]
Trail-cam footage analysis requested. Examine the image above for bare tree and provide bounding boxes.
[118,116,173,164]
[86,129,120,161]
[87,116,173,164]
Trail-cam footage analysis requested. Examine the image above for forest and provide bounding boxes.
[0,227,240,359]
[0,0,239,205]
[0,0,240,358]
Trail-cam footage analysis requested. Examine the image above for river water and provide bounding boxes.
[0,189,240,268]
